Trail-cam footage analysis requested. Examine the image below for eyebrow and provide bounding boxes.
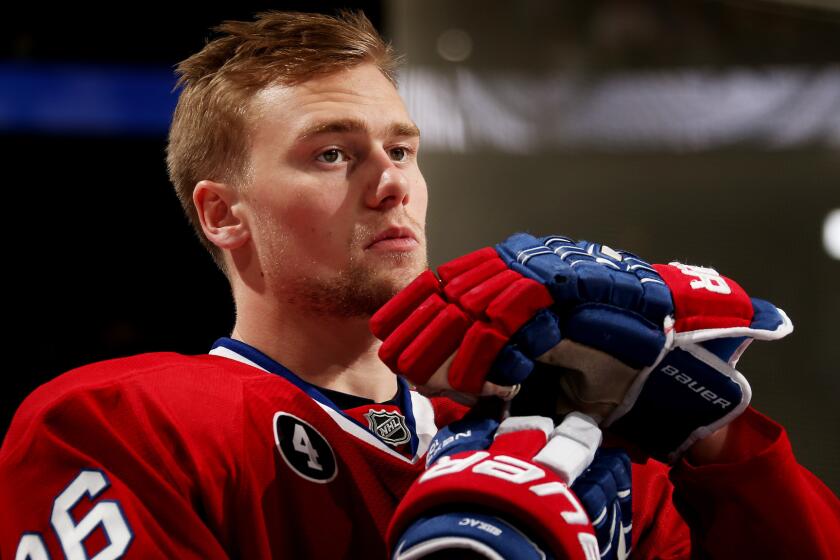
[295,118,420,142]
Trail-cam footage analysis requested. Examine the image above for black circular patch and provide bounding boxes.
[273,412,337,483]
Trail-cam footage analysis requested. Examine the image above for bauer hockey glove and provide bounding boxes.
[371,233,793,462]
[497,234,793,461]
[389,413,626,560]
[370,234,669,400]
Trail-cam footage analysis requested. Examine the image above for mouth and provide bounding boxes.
[365,226,420,252]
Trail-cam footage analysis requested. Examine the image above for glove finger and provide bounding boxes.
[574,466,618,517]
[616,249,650,265]
[542,236,592,261]
[371,270,441,339]
[564,241,673,327]
[580,242,673,327]
[494,233,553,275]
[607,269,643,310]
[570,479,613,552]
[565,478,621,559]
[570,242,646,306]
[511,309,562,357]
[485,278,554,335]
[540,241,603,298]
[583,450,632,560]
[624,252,672,321]
[490,416,554,458]
[594,449,632,494]
[378,293,448,371]
[441,256,508,301]
[395,304,472,385]
[436,247,499,283]
[448,321,510,393]
[456,269,522,317]
[585,242,625,264]
[571,263,620,308]
[495,234,582,302]
[558,241,647,313]
[593,449,632,524]
[486,344,534,386]
[638,279,673,325]
[534,412,602,484]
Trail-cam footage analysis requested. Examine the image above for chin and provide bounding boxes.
[368,269,419,301]
[287,253,428,319]
[374,253,428,289]
[352,257,425,314]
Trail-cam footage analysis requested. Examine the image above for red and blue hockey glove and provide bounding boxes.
[370,245,556,401]
[371,233,793,462]
[389,413,604,560]
[499,234,793,461]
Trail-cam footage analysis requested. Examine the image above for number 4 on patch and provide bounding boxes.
[15,469,133,560]
[293,423,323,471]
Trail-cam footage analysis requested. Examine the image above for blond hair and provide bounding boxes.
[166,11,399,271]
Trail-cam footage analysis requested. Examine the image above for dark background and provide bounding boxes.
[4,1,839,491]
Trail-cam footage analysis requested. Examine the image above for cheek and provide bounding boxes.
[412,176,430,224]
[282,196,337,239]
[260,189,352,258]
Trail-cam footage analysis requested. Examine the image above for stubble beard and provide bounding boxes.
[270,220,429,319]
[290,249,428,318]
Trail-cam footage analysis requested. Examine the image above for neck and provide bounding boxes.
[230,289,398,403]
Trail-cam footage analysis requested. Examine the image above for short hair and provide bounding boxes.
[166,10,399,272]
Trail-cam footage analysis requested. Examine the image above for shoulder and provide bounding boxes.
[15,352,265,413]
[2,352,277,457]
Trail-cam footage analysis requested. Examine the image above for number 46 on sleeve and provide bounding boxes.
[15,469,132,560]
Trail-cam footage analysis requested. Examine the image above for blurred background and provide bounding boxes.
[3,0,838,492]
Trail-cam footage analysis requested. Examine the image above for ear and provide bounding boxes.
[193,180,250,250]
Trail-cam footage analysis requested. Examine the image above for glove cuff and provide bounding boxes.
[393,512,551,560]
[605,344,751,462]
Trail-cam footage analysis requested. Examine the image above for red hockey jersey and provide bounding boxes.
[1,337,838,559]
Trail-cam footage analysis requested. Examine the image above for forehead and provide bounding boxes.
[249,63,412,144]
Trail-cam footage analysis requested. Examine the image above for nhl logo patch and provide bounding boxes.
[364,409,411,446]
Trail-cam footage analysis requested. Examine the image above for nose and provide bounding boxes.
[364,154,410,210]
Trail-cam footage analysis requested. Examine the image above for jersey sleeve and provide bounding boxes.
[667,406,840,558]
[0,370,236,559]
[627,460,691,559]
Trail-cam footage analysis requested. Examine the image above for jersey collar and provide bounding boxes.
[209,337,429,461]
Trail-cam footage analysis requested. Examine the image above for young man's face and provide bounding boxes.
[242,63,429,317]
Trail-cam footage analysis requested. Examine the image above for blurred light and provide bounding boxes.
[0,62,177,135]
[823,209,840,260]
[436,29,472,62]
[398,65,840,153]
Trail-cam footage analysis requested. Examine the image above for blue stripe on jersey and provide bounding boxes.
[210,337,420,456]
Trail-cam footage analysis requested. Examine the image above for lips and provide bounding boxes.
[366,226,419,250]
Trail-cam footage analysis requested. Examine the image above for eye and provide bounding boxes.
[317,149,348,164]
[389,147,410,162]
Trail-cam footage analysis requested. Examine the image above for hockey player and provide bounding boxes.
[1,10,838,560]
